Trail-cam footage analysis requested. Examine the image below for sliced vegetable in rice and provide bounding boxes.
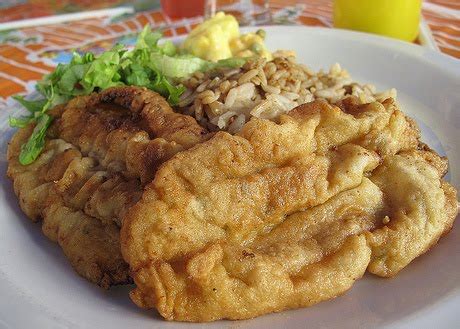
[176,55,397,132]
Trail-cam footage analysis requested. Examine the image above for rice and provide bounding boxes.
[176,54,397,132]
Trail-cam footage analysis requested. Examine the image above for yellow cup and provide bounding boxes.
[333,0,422,42]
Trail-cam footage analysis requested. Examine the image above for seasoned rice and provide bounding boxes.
[176,54,396,132]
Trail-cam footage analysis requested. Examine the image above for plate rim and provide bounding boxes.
[244,25,460,75]
[1,24,459,329]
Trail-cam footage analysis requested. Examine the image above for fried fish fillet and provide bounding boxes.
[7,86,208,288]
[121,98,458,321]
[366,149,457,277]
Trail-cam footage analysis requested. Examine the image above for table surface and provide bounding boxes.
[0,0,458,100]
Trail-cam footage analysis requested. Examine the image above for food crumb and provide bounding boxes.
[382,216,390,224]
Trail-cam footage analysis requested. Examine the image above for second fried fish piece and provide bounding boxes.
[121,98,457,321]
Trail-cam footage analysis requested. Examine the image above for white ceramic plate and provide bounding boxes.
[0,26,459,329]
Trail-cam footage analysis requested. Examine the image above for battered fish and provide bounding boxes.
[7,88,458,320]
[121,98,458,321]
[7,86,208,288]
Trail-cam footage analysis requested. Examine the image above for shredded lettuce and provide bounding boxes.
[10,25,247,165]
[149,53,209,78]
[9,115,35,128]
[149,54,246,78]
[18,113,53,165]
[135,28,162,50]
[11,95,47,113]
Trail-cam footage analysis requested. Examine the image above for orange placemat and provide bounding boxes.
[0,0,458,100]
[0,0,145,23]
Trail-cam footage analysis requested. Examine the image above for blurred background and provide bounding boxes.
[0,0,458,98]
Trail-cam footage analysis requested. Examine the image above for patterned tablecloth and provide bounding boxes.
[0,0,458,100]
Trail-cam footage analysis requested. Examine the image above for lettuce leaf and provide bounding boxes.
[149,54,246,78]
[135,25,163,50]
[9,115,34,128]
[11,95,47,113]
[18,113,53,165]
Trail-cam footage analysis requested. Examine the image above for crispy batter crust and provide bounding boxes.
[7,91,458,317]
[121,97,457,321]
[7,86,208,288]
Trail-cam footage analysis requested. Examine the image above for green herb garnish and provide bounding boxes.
[18,113,53,165]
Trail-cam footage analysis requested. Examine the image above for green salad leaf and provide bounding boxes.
[9,115,35,128]
[18,113,53,165]
[11,95,47,113]
[135,26,162,50]
[10,25,248,165]
[149,52,246,79]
